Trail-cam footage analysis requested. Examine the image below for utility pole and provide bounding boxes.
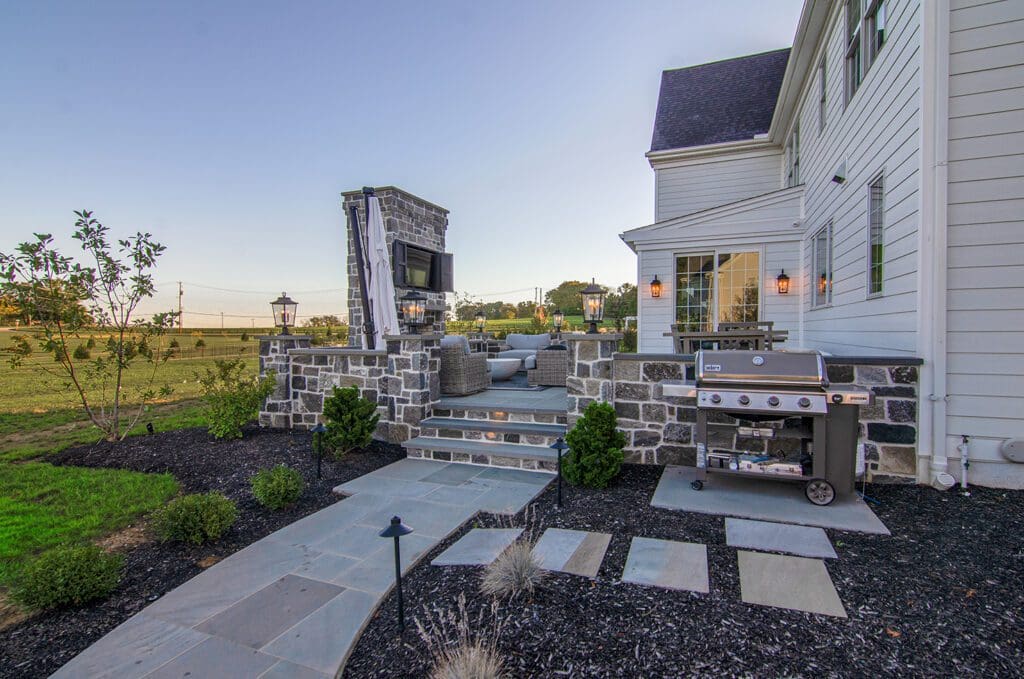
[220,312,224,331]
[177,282,183,331]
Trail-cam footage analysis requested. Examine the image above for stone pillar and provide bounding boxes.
[257,335,312,428]
[382,333,442,443]
[564,334,621,428]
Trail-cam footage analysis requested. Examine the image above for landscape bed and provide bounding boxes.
[346,465,1023,678]
[0,427,403,679]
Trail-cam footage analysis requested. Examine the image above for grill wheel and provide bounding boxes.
[804,478,836,506]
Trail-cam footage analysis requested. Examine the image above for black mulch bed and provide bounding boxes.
[346,465,1024,678]
[1,426,403,679]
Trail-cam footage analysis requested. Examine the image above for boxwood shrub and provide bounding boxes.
[251,465,304,510]
[13,545,123,611]
[152,492,237,545]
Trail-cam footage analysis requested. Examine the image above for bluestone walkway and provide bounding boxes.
[52,459,552,679]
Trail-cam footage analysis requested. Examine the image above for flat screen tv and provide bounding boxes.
[392,240,453,293]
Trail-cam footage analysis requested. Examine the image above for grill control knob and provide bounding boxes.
[831,393,844,404]
[738,395,750,406]
[767,396,781,407]
[710,393,722,404]
[798,397,812,409]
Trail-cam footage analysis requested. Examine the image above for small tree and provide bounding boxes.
[563,401,626,488]
[197,358,276,439]
[0,211,176,441]
[322,386,379,457]
[195,338,206,356]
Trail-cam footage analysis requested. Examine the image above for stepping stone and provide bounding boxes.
[621,537,709,593]
[431,528,523,566]
[725,518,837,559]
[737,550,847,618]
[532,528,611,578]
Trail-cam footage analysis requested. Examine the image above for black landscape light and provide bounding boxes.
[146,422,155,435]
[580,279,606,334]
[552,309,564,333]
[474,310,486,333]
[551,437,569,508]
[311,423,327,480]
[400,290,427,334]
[271,292,298,335]
[379,516,414,633]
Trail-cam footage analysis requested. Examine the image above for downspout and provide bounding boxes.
[917,0,951,484]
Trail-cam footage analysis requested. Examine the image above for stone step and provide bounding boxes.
[403,436,559,471]
[432,403,568,425]
[419,417,566,439]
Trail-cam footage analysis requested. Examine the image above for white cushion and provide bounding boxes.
[441,334,471,355]
[497,349,535,361]
[524,355,537,370]
[506,333,551,351]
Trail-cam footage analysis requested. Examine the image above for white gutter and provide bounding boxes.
[917,0,951,484]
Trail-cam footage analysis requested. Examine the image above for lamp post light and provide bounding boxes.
[580,279,606,334]
[776,270,791,295]
[552,309,564,334]
[550,437,568,507]
[379,516,414,634]
[270,293,298,335]
[400,290,427,334]
[474,310,487,334]
[311,423,327,480]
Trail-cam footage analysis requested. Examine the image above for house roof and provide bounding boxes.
[650,48,791,152]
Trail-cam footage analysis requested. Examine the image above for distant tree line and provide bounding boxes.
[453,281,637,328]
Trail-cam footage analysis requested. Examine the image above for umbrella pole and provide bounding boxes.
[348,201,376,350]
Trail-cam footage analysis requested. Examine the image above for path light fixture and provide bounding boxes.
[776,270,791,295]
[580,279,606,334]
[271,292,298,335]
[311,423,327,480]
[474,310,487,333]
[379,516,414,633]
[650,274,662,298]
[551,437,569,507]
[400,290,427,334]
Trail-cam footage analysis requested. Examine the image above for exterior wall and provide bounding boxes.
[796,0,923,356]
[343,187,449,344]
[944,0,1024,487]
[654,148,782,221]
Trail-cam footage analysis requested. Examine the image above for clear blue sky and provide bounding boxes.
[0,1,802,326]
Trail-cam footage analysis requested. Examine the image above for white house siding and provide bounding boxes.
[944,0,1024,487]
[653,148,782,221]
[793,0,922,356]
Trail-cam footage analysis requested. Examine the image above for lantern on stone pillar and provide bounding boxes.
[400,290,427,333]
[270,292,298,335]
[580,279,606,334]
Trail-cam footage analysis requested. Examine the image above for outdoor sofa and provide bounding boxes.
[440,335,489,395]
[496,333,551,368]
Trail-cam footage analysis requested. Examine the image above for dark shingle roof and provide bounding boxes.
[650,48,791,152]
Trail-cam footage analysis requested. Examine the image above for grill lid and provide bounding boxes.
[697,350,827,387]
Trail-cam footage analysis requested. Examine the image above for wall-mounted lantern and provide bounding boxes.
[776,270,791,295]
[400,290,427,333]
[650,274,662,298]
[271,292,298,335]
[474,310,486,333]
[580,279,606,334]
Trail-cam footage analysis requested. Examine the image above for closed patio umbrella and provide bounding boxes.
[365,195,401,348]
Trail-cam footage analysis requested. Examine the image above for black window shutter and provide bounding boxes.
[438,252,454,292]
[392,241,407,287]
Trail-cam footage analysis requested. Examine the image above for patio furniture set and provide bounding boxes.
[666,321,789,353]
[439,333,569,395]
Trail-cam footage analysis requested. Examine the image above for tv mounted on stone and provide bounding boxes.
[392,240,454,293]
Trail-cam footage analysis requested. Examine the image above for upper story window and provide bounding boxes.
[812,222,833,308]
[846,0,888,105]
[868,174,885,296]
[818,57,827,133]
[785,123,801,187]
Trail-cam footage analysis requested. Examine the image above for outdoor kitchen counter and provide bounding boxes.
[613,352,923,366]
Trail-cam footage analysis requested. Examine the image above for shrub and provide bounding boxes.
[251,465,303,510]
[85,337,96,349]
[322,386,379,457]
[240,331,249,341]
[194,338,206,349]
[480,540,544,598]
[152,493,237,545]
[13,545,123,610]
[197,358,277,439]
[73,343,91,359]
[169,338,180,348]
[563,401,625,488]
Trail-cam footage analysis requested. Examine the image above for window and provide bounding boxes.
[812,223,833,307]
[785,123,800,187]
[675,251,760,330]
[868,174,885,295]
[818,57,827,133]
[845,0,887,105]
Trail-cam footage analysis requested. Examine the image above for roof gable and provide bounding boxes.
[650,48,791,152]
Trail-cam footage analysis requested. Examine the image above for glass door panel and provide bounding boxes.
[675,254,714,331]
[716,252,760,324]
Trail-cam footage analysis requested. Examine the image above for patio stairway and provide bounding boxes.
[404,400,568,471]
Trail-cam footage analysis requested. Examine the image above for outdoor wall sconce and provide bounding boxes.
[776,270,791,294]
[581,279,606,334]
[474,310,486,333]
[400,290,427,333]
[379,516,413,633]
[270,292,298,335]
[650,274,662,298]
[552,309,564,333]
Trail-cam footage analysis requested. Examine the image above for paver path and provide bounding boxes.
[52,459,551,679]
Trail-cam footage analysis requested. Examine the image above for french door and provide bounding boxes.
[674,250,761,331]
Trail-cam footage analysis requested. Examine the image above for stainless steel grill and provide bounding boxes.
[670,350,873,505]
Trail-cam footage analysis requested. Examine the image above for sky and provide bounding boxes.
[0,0,803,327]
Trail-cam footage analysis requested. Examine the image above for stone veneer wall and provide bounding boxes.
[566,335,922,481]
[342,187,449,344]
[258,333,441,444]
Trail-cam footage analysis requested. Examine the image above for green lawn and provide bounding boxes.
[0,462,179,585]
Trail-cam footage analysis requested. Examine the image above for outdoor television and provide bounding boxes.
[392,240,453,293]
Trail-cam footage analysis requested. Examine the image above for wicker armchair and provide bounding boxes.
[440,336,490,395]
[527,347,569,386]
